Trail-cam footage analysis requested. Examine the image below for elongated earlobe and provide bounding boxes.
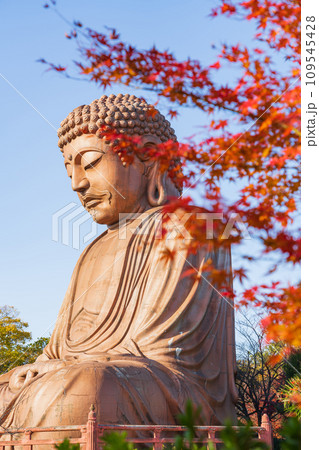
[147,161,167,206]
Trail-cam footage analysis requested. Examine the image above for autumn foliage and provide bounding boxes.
[42,1,300,353]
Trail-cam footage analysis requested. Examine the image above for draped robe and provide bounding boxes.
[0,207,237,435]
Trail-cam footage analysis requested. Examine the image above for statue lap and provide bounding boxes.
[2,358,183,430]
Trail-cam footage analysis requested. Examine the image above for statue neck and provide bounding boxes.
[107,200,157,232]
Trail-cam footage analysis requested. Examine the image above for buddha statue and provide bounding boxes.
[0,94,237,437]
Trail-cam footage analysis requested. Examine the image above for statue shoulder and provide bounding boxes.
[160,206,230,248]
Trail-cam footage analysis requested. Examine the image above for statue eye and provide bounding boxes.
[84,155,103,171]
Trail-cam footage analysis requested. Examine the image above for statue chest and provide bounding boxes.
[68,230,127,341]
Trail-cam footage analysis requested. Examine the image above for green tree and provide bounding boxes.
[221,422,268,450]
[278,350,301,420]
[0,305,49,374]
[278,417,301,450]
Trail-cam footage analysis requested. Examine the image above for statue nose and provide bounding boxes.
[72,168,90,192]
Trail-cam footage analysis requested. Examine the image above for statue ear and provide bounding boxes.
[147,161,167,207]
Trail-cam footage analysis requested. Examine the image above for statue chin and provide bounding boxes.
[86,201,121,226]
[88,206,110,224]
[88,198,153,226]
[88,207,138,226]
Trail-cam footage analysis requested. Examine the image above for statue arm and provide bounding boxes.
[0,267,82,398]
[0,363,50,414]
[2,360,71,396]
[35,352,50,362]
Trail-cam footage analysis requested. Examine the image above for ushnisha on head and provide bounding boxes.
[58,94,182,226]
[58,93,177,148]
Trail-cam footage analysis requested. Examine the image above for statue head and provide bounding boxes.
[57,94,182,225]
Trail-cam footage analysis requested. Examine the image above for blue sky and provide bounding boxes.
[0,0,299,340]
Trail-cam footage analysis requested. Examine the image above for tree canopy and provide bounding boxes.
[0,306,49,374]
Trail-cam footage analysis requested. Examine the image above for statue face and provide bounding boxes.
[63,135,152,225]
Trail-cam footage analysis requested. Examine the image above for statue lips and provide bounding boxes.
[85,198,102,208]
[82,190,112,209]
[82,194,104,209]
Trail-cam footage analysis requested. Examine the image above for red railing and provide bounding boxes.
[0,407,273,449]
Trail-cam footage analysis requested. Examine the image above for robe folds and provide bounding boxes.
[0,207,237,436]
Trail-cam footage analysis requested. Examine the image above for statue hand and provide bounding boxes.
[9,360,68,393]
